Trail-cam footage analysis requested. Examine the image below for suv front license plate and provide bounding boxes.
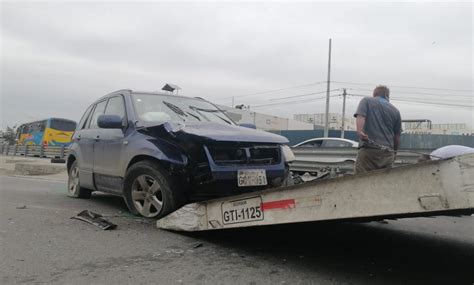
[237,169,267,187]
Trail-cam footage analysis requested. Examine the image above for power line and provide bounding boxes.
[252,94,340,108]
[333,81,472,93]
[213,80,472,108]
[346,93,473,109]
[392,96,472,104]
[252,96,327,108]
[347,93,471,108]
[387,98,472,108]
[221,81,328,100]
[344,87,473,98]
[346,92,472,105]
[270,88,342,101]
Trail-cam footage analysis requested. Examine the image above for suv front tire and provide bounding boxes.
[123,160,185,218]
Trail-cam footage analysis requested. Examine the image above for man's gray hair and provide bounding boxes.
[373,85,390,98]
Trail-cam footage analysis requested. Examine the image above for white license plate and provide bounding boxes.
[221,196,264,224]
[237,169,267,187]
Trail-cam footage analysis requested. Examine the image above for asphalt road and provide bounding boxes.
[1,175,473,284]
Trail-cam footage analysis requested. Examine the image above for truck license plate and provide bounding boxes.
[221,196,264,224]
[237,169,267,187]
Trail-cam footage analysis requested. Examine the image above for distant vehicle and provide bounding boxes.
[291,137,359,176]
[293,137,359,148]
[16,118,77,146]
[67,90,295,218]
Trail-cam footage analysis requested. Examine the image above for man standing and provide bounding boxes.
[353,85,402,173]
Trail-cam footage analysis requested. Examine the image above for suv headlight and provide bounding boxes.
[281,145,295,163]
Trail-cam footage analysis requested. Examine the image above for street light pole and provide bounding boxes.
[324,38,332,138]
[341,88,347,138]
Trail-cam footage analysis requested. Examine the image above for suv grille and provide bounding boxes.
[206,145,281,166]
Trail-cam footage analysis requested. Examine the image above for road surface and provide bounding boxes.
[1,175,473,284]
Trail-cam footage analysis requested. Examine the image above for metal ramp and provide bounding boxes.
[157,154,474,231]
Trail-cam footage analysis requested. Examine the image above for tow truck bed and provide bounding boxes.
[157,153,474,231]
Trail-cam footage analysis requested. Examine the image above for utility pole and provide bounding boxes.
[341,88,347,138]
[324,38,332,137]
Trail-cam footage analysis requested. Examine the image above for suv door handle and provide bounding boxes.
[95,135,101,142]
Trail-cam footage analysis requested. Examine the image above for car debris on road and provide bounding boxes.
[71,210,117,230]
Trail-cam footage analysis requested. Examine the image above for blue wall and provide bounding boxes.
[271,130,474,149]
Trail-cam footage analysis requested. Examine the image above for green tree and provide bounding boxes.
[3,126,17,145]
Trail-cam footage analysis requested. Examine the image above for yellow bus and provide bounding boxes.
[16,118,77,146]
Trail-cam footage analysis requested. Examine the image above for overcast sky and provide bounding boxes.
[1,1,473,129]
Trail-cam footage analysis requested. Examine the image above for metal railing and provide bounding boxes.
[0,144,69,159]
[290,147,432,173]
[0,144,430,172]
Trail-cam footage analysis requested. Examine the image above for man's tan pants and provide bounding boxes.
[354,148,395,174]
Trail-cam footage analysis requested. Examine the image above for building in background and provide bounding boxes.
[217,105,314,131]
[293,113,356,131]
[402,119,432,132]
[430,123,473,135]
[403,122,473,135]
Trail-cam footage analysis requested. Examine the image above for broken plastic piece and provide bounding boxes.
[292,175,304,185]
[51,158,66,163]
[71,210,117,230]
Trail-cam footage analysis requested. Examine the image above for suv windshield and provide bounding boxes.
[132,93,234,125]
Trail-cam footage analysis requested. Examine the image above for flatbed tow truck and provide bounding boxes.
[157,153,474,231]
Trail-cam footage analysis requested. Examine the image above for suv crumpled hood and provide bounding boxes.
[141,122,289,144]
[179,122,288,144]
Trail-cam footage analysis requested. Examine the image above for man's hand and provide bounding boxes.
[357,130,368,141]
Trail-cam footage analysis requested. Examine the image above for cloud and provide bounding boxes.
[1,1,472,129]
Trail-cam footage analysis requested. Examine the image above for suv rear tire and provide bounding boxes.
[123,160,185,219]
[67,160,92,198]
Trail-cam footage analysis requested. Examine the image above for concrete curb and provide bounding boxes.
[14,163,66,176]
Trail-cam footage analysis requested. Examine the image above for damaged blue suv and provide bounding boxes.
[67,90,295,218]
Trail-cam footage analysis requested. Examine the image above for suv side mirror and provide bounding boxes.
[98,114,123,129]
[239,123,257,129]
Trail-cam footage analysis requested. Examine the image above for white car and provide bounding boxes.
[291,137,359,176]
[293,137,359,148]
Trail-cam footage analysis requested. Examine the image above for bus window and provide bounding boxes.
[50,119,77,132]
[18,125,25,135]
[31,121,46,132]
[39,121,46,132]
[16,125,24,141]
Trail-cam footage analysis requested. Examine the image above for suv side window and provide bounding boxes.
[77,105,94,130]
[89,100,107,129]
[105,96,126,118]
